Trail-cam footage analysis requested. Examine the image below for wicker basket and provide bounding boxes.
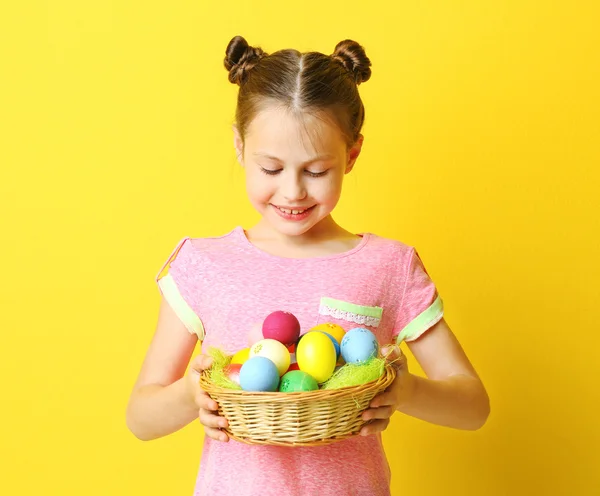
[199,363,396,446]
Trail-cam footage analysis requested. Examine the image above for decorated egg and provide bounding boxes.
[224,363,242,385]
[247,322,264,346]
[310,322,346,344]
[239,356,280,392]
[279,370,319,392]
[296,331,337,383]
[340,328,379,364]
[262,311,301,346]
[231,347,250,365]
[250,339,291,376]
[321,332,341,359]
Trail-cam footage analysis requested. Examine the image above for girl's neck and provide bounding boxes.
[245,216,361,258]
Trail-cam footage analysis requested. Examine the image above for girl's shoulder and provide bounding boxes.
[156,227,242,279]
[362,231,417,259]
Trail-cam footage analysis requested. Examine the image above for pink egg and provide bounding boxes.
[262,311,301,346]
[247,322,264,346]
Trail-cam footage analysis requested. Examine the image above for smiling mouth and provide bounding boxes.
[273,205,315,215]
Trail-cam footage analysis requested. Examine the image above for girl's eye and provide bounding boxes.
[306,170,328,178]
[260,167,281,175]
[260,167,328,178]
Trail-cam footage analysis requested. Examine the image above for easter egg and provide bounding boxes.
[239,356,280,392]
[296,331,337,383]
[310,323,346,344]
[279,370,319,392]
[340,328,379,364]
[262,311,301,346]
[247,322,264,346]
[250,339,291,376]
[224,363,242,386]
[231,347,250,365]
[286,362,301,372]
[321,332,341,359]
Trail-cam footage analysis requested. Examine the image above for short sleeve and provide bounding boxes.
[155,238,205,340]
[394,248,444,344]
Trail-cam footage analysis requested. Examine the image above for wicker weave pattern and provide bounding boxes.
[200,364,396,446]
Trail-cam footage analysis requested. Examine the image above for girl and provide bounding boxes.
[126,36,490,496]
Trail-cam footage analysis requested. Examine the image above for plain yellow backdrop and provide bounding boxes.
[1,1,598,495]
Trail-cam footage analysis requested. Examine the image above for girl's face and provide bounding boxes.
[235,106,363,238]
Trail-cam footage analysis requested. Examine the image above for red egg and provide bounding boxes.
[262,311,301,346]
[286,362,300,372]
[224,363,242,386]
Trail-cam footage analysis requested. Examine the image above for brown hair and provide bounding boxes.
[224,36,371,148]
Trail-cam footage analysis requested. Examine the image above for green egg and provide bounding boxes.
[279,370,319,392]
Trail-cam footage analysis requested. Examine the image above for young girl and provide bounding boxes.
[127,36,490,496]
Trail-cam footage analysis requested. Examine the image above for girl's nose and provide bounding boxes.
[282,174,307,202]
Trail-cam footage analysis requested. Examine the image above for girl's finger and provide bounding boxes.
[191,354,213,373]
[203,426,229,442]
[362,406,395,421]
[199,408,229,430]
[360,418,390,436]
[369,391,396,409]
[195,391,219,411]
[381,345,401,361]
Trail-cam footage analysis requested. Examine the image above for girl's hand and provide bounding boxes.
[360,345,415,436]
[187,354,229,442]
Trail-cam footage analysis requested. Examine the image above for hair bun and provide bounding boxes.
[331,40,372,85]
[224,36,266,86]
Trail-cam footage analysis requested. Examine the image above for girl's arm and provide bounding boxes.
[400,318,490,430]
[362,319,490,433]
[126,296,203,441]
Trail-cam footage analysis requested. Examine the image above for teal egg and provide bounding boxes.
[340,328,379,364]
[240,356,280,391]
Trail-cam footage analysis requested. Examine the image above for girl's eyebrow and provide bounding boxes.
[252,152,335,165]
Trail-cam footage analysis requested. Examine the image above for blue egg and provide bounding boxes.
[239,356,280,391]
[340,328,379,364]
[321,332,341,359]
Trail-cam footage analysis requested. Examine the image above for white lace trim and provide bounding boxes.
[319,304,381,328]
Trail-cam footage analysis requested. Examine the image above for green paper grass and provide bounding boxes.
[206,347,242,390]
[321,357,386,390]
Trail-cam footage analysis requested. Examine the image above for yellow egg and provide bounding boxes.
[231,347,250,365]
[296,331,337,383]
[250,339,290,376]
[310,323,346,344]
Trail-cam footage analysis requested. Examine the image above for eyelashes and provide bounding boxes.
[259,167,328,178]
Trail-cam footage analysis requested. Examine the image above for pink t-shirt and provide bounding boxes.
[156,226,443,496]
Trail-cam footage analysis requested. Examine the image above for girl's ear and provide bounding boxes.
[233,125,244,166]
[345,134,364,174]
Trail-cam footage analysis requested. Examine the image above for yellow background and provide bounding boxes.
[1,1,598,495]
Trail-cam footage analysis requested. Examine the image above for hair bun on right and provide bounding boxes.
[331,40,372,85]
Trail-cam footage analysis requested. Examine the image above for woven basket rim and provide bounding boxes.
[200,363,396,400]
